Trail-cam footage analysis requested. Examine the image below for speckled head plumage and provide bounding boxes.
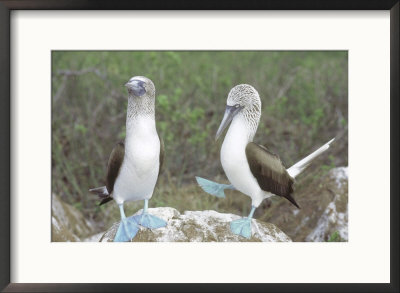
[227,84,261,113]
[216,84,262,140]
[125,76,156,121]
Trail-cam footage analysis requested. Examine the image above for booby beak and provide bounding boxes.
[215,105,243,141]
[125,79,146,96]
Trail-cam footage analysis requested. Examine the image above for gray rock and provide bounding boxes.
[51,194,96,241]
[99,208,292,242]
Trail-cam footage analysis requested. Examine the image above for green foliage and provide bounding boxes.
[328,231,342,242]
[51,51,348,228]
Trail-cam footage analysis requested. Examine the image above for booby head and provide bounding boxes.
[125,76,155,98]
[216,84,262,140]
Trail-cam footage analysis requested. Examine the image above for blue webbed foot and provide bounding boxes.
[114,217,140,242]
[230,217,252,239]
[195,176,235,198]
[133,213,167,229]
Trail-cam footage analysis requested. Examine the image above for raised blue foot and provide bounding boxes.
[133,213,167,229]
[195,176,235,198]
[114,217,139,242]
[230,218,252,239]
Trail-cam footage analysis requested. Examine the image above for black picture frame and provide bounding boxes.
[1,1,398,292]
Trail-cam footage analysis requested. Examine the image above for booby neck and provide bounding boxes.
[126,95,156,135]
[224,108,261,145]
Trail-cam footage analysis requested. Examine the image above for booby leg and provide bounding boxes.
[230,206,256,239]
[114,204,140,242]
[133,199,167,229]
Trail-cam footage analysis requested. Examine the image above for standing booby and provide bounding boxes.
[89,76,166,242]
[196,84,334,239]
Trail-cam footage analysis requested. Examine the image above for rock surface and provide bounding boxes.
[51,194,96,241]
[263,167,348,242]
[99,208,292,242]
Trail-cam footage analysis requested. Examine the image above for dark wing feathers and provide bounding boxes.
[245,142,299,208]
[99,197,113,206]
[106,141,125,195]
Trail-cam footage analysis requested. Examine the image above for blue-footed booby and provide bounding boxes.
[89,76,166,242]
[196,84,335,239]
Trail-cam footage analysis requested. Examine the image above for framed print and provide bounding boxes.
[1,1,399,292]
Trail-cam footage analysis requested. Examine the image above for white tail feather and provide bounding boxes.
[287,138,335,178]
[89,186,109,198]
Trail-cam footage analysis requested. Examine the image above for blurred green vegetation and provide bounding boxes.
[52,51,348,231]
[328,231,342,242]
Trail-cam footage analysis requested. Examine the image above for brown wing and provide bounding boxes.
[106,141,125,195]
[158,136,164,177]
[245,142,299,208]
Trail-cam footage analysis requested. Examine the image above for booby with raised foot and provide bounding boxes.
[196,84,334,239]
[90,76,166,242]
